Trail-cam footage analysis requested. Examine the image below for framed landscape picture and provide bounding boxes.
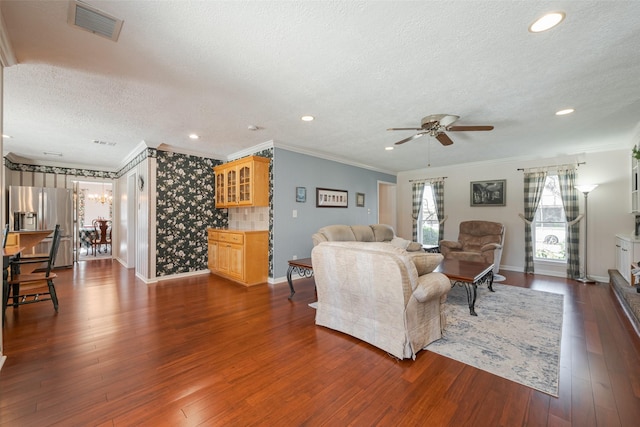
[316,188,348,208]
[470,180,506,206]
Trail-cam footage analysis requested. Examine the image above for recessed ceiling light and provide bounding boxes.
[189,133,200,140]
[2,134,12,138]
[529,12,565,33]
[301,115,314,122]
[43,151,63,157]
[556,108,575,116]
[385,146,394,151]
[247,125,258,131]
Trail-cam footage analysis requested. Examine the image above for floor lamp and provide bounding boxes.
[575,184,598,283]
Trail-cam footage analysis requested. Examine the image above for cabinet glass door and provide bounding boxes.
[227,169,237,204]
[215,171,225,206]
[238,165,251,204]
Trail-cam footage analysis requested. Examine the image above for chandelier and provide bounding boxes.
[86,183,113,205]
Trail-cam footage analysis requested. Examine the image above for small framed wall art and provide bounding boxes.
[296,187,306,203]
[356,192,365,207]
[470,179,506,206]
[316,187,348,208]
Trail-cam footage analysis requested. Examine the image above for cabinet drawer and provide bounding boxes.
[218,232,244,244]
[208,230,219,241]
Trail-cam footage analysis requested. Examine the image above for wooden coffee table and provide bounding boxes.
[435,259,494,316]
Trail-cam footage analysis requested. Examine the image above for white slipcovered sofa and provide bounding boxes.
[312,223,423,251]
[311,240,450,360]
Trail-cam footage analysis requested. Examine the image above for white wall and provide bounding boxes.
[397,149,630,282]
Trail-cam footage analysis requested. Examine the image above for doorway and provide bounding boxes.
[75,180,113,261]
[378,181,397,231]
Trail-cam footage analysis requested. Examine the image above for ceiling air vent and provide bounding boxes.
[67,1,124,42]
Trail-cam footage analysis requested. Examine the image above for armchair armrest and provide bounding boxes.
[439,240,462,250]
[479,243,502,252]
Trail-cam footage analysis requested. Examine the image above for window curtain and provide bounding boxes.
[523,171,547,273]
[411,181,426,241]
[557,167,580,278]
[432,179,445,242]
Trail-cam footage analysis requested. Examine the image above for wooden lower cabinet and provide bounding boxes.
[207,228,268,286]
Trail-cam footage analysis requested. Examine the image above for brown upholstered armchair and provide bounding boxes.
[439,220,505,270]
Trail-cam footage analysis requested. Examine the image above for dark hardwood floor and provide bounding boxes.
[1,260,639,426]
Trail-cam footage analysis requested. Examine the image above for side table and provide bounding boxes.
[286,257,314,299]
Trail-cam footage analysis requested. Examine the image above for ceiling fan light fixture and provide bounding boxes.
[555,108,575,116]
[529,12,565,33]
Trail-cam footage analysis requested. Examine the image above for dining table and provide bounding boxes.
[79,227,96,254]
[6,230,55,274]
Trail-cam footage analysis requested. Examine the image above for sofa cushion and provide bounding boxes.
[406,241,424,252]
[318,225,356,241]
[408,252,443,275]
[371,224,395,242]
[350,225,375,242]
[390,236,411,249]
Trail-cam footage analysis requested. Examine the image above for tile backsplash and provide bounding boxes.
[227,206,269,230]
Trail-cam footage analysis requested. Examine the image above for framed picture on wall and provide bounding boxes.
[470,180,506,206]
[356,192,365,207]
[316,188,348,208]
[296,187,306,203]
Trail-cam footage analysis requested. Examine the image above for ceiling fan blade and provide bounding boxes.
[435,132,454,146]
[447,125,494,131]
[387,127,423,131]
[394,132,426,145]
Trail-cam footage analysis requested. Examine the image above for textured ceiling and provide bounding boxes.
[2,1,640,173]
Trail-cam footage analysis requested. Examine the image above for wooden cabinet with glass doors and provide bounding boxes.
[213,155,270,208]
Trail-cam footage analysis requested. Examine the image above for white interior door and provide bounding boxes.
[378,181,397,232]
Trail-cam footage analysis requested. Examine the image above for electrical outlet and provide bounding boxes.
[292,255,297,260]
[292,209,297,218]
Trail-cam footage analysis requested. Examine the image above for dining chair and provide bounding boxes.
[105,221,112,254]
[4,224,61,313]
[91,219,102,256]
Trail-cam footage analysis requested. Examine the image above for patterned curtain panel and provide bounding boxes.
[432,179,445,242]
[411,181,426,241]
[78,189,86,227]
[523,171,547,273]
[558,168,579,278]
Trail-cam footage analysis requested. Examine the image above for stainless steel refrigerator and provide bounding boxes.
[9,185,74,267]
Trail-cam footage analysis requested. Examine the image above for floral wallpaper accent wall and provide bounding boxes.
[155,151,226,276]
[251,148,274,277]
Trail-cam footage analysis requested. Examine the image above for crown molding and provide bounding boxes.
[0,11,16,67]
[227,140,274,161]
[4,151,119,172]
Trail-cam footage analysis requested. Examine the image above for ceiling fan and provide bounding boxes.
[387,114,494,146]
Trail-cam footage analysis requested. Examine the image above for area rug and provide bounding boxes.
[425,283,564,397]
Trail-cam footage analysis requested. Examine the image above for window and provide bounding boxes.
[418,185,439,245]
[533,175,567,261]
